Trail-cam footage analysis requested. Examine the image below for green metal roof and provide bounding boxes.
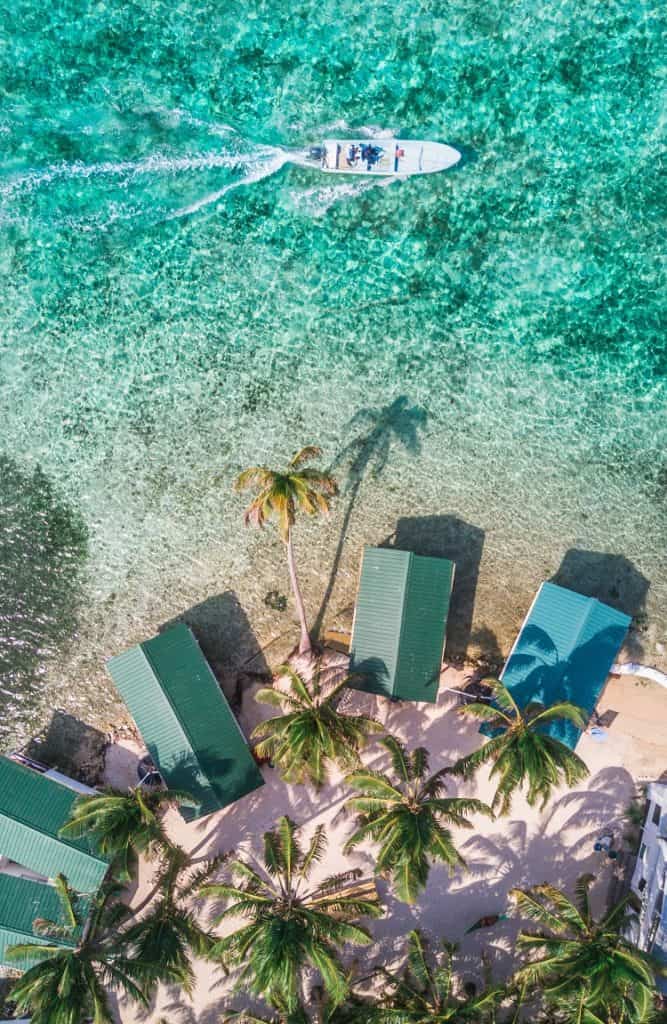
[107,623,264,820]
[495,582,631,748]
[0,758,109,894]
[349,546,454,702]
[0,873,80,970]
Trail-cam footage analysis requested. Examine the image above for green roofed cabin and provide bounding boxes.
[0,757,109,894]
[0,873,83,970]
[495,581,631,749]
[349,546,455,703]
[107,623,264,821]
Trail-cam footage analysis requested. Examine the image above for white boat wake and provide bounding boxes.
[0,149,261,199]
[168,147,289,219]
[289,175,394,218]
[0,119,421,224]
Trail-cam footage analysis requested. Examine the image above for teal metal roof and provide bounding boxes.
[0,758,109,894]
[498,582,631,748]
[349,546,454,702]
[107,623,264,819]
[0,873,80,970]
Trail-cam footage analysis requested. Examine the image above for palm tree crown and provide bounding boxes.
[8,876,147,1024]
[60,785,184,879]
[373,929,502,1022]
[454,678,589,815]
[511,874,659,1023]
[343,737,493,903]
[121,846,221,995]
[252,661,383,788]
[234,446,338,654]
[201,816,381,1012]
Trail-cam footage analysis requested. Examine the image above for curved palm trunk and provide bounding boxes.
[286,528,311,655]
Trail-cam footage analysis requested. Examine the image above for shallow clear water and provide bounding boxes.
[1,0,665,745]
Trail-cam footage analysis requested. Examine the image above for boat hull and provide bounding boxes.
[298,138,461,177]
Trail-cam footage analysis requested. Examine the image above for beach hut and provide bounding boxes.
[107,623,264,820]
[0,757,109,894]
[0,873,82,970]
[498,582,631,748]
[348,546,455,703]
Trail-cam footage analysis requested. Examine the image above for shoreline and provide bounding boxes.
[2,499,662,757]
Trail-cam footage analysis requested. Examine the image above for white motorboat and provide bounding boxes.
[294,138,461,177]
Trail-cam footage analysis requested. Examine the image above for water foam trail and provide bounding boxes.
[167,148,289,219]
[0,150,257,199]
[290,174,395,217]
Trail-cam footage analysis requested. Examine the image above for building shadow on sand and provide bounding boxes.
[161,590,269,704]
[550,548,649,659]
[386,515,485,663]
[24,709,107,786]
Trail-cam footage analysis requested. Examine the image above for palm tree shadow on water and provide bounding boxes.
[313,396,428,638]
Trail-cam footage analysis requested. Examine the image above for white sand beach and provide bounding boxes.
[108,663,667,1022]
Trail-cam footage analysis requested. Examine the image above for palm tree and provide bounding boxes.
[234,446,338,654]
[121,846,221,994]
[313,397,427,635]
[252,661,383,787]
[223,994,377,1024]
[373,929,502,1022]
[454,678,589,815]
[8,876,148,1024]
[343,737,493,903]
[222,1002,369,1024]
[511,874,659,1023]
[201,816,381,1012]
[60,785,185,880]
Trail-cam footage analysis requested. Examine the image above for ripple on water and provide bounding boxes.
[0,0,665,744]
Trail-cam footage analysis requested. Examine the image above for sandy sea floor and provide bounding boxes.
[1,0,665,749]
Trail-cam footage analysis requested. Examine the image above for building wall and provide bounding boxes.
[629,782,667,991]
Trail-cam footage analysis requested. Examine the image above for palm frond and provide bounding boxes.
[234,467,274,492]
[288,445,323,469]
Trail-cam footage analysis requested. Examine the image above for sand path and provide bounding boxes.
[107,665,667,1022]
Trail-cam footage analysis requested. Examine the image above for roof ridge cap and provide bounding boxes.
[0,762,107,867]
[140,635,217,809]
[394,550,415,699]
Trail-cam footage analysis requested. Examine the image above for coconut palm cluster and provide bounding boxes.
[6,448,661,1023]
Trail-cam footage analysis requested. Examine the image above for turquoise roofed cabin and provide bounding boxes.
[495,581,631,748]
[107,623,264,820]
[0,757,109,894]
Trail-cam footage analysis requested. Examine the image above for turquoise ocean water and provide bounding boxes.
[1,0,665,745]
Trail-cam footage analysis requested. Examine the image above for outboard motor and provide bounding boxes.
[308,145,325,162]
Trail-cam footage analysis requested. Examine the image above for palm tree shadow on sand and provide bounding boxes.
[313,396,428,638]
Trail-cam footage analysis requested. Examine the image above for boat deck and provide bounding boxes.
[320,138,459,176]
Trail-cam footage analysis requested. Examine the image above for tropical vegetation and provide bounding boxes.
[454,678,590,814]
[511,874,659,1023]
[222,986,375,1024]
[201,815,381,1012]
[234,446,338,654]
[120,846,221,994]
[343,736,493,903]
[372,928,503,1022]
[59,784,184,879]
[8,875,147,1024]
[251,661,382,787]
